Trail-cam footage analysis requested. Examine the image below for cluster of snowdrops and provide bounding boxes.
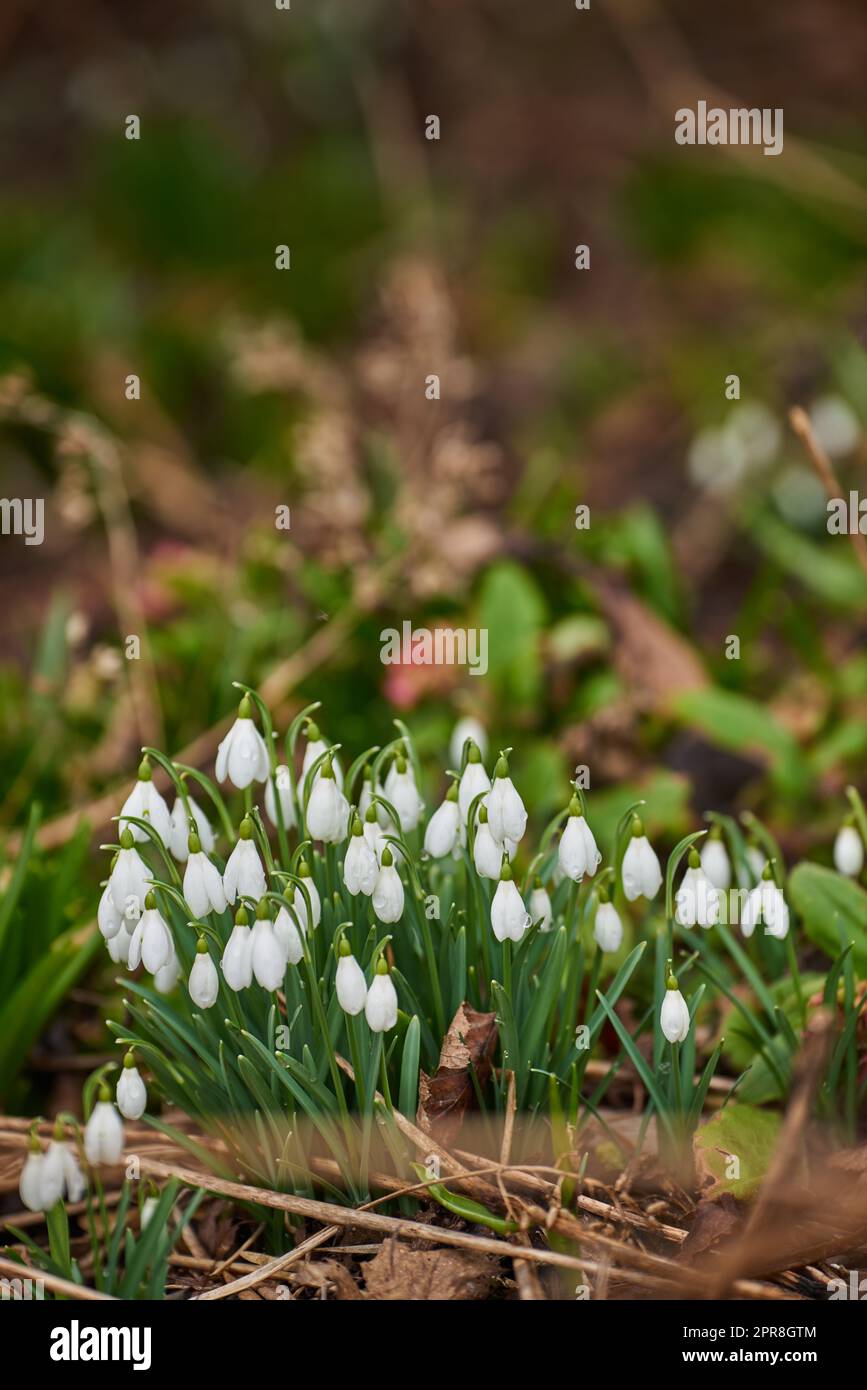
[18,690,866,1215]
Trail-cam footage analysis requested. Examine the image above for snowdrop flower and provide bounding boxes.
[265,764,296,830]
[215,695,269,789]
[372,846,404,924]
[106,923,133,966]
[274,904,305,965]
[189,938,219,1008]
[675,850,720,929]
[119,758,172,846]
[358,769,374,820]
[154,941,180,994]
[291,861,321,931]
[183,832,227,918]
[746,842,766,882]
[335,940,367,1015]
[169,794,214,861]
[20,1125,85,1211]
[129,892,173,974]
[84,1089,125,1166]
[491,863,532,943]
[141,1195,159,1230]
[528,879,553,932]
[834,820,864,878]
[385,754,425,833]
[486,752,527,845]
[741,865,789,940]
[365,959,398,1033]
[558,797,601,881]
[450,715,488,769]
[250,902,287,991]
[223,817,267,905]
[19,1134,47,1212]
[660,970,691,1044]
[594,893,623,953]
[363,802,389,860]
[424,782,461,859]
[621,818,662,902]
[221,907,254,990]
[109,830,152,920]
[700,829,731,891]
[98,883,123,941]
[302,722,344,788]
[473,805,511,880]
[343,815,379,896]
[306,756,350,843]
[116,1053,147,1121]
[458,741,491,824]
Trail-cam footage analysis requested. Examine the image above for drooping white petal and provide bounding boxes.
[251,919,287,991]
[116,1066,147,1121]
[700,838,732,891]
[109,847,151,918]
[336,955,368,1015]
[343,834,379,896]
[265,765,296,829]
[98,883,124,940]
[365,973,398,1033]
[274,906,304,965]
[223,838,266,906]
[169,795,214,861]
[184,851,227,918]
[834,825,864,878]
[189,950,219,1008]
[594,902,623,953]
[621,836,662,901]
[216,716,270,789]
[221,924,253,990]
[529,885,553,932]
[84,1102,124,1165]
[558,816,601,882]
[450,716,488,769]
[473,822,506,880]
[19,1151,46,1212]
[458,761,491,824]
[486,776,527,845]
[675,866,720,929]
[140,908,172,974]
[424,797,461,858]
[660,989,691,1043]
[372,863,404,924]
[306,777,350,843]
[490,879,531,943]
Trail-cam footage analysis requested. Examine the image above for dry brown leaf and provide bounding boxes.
[290,1259,363,1300]
[417,1002,498,1144]
[363,1239,496,1301]
[680,1195,743,1262]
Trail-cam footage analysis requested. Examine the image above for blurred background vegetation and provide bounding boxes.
[1,0,867,1105]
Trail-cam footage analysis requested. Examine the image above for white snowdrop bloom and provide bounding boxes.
[154,941,180,994]
[594,900,623,954]
[265,764,296,830]
[106,923,133,966]
[458,742,491,824]
[251,914,287,991]
[169,794,214,861]
[221,913,254,990]
[810,394,860,458]
[189,939,219,1008]
[741,872,789,940]
[84,1095,125,1165]
[746,845,766,882]
[223,820,267,905]
[700,833,731,891]
[292,863,321,930]
[358,774,374,821]
[365,961,398,1033]
[108,832,151,919]
[450,715,488,769]
[119,760,172,845]
[343,816,379,896]
[335,944,367,1016]
[424,785,461,858]
[491,866,532,944]
[274,905,305,965]
[621,821,662,902]
[116,1055,147,1121]
[385,757,425,833]
[486,754,527,845]
[660,981,691,1044]
[98,883,123,940]
[675,855,720,929]
[473,809,510,880]
[528,882,553,932]
[306,759,350,843]
[19,1141,47,1212]
[558,801,601,882]
[215,697,270,789]
[25,1131,84,1210]
[137,894,173,974]
[141,1196,159,1230]
[183,836,227,918]
[363,804,389,860]
[302,725,344,788]
[834,823,864,878]
[372,847,404,924]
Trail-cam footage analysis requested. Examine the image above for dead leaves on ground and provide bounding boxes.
[417,1003,498,1145]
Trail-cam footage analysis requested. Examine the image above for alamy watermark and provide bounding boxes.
[675,101,783,157]
[0,497,44,545]
[380,621,488,676]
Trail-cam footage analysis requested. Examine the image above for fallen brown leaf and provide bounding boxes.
[363,1239,496,1301]
[417,1002,498,1145]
